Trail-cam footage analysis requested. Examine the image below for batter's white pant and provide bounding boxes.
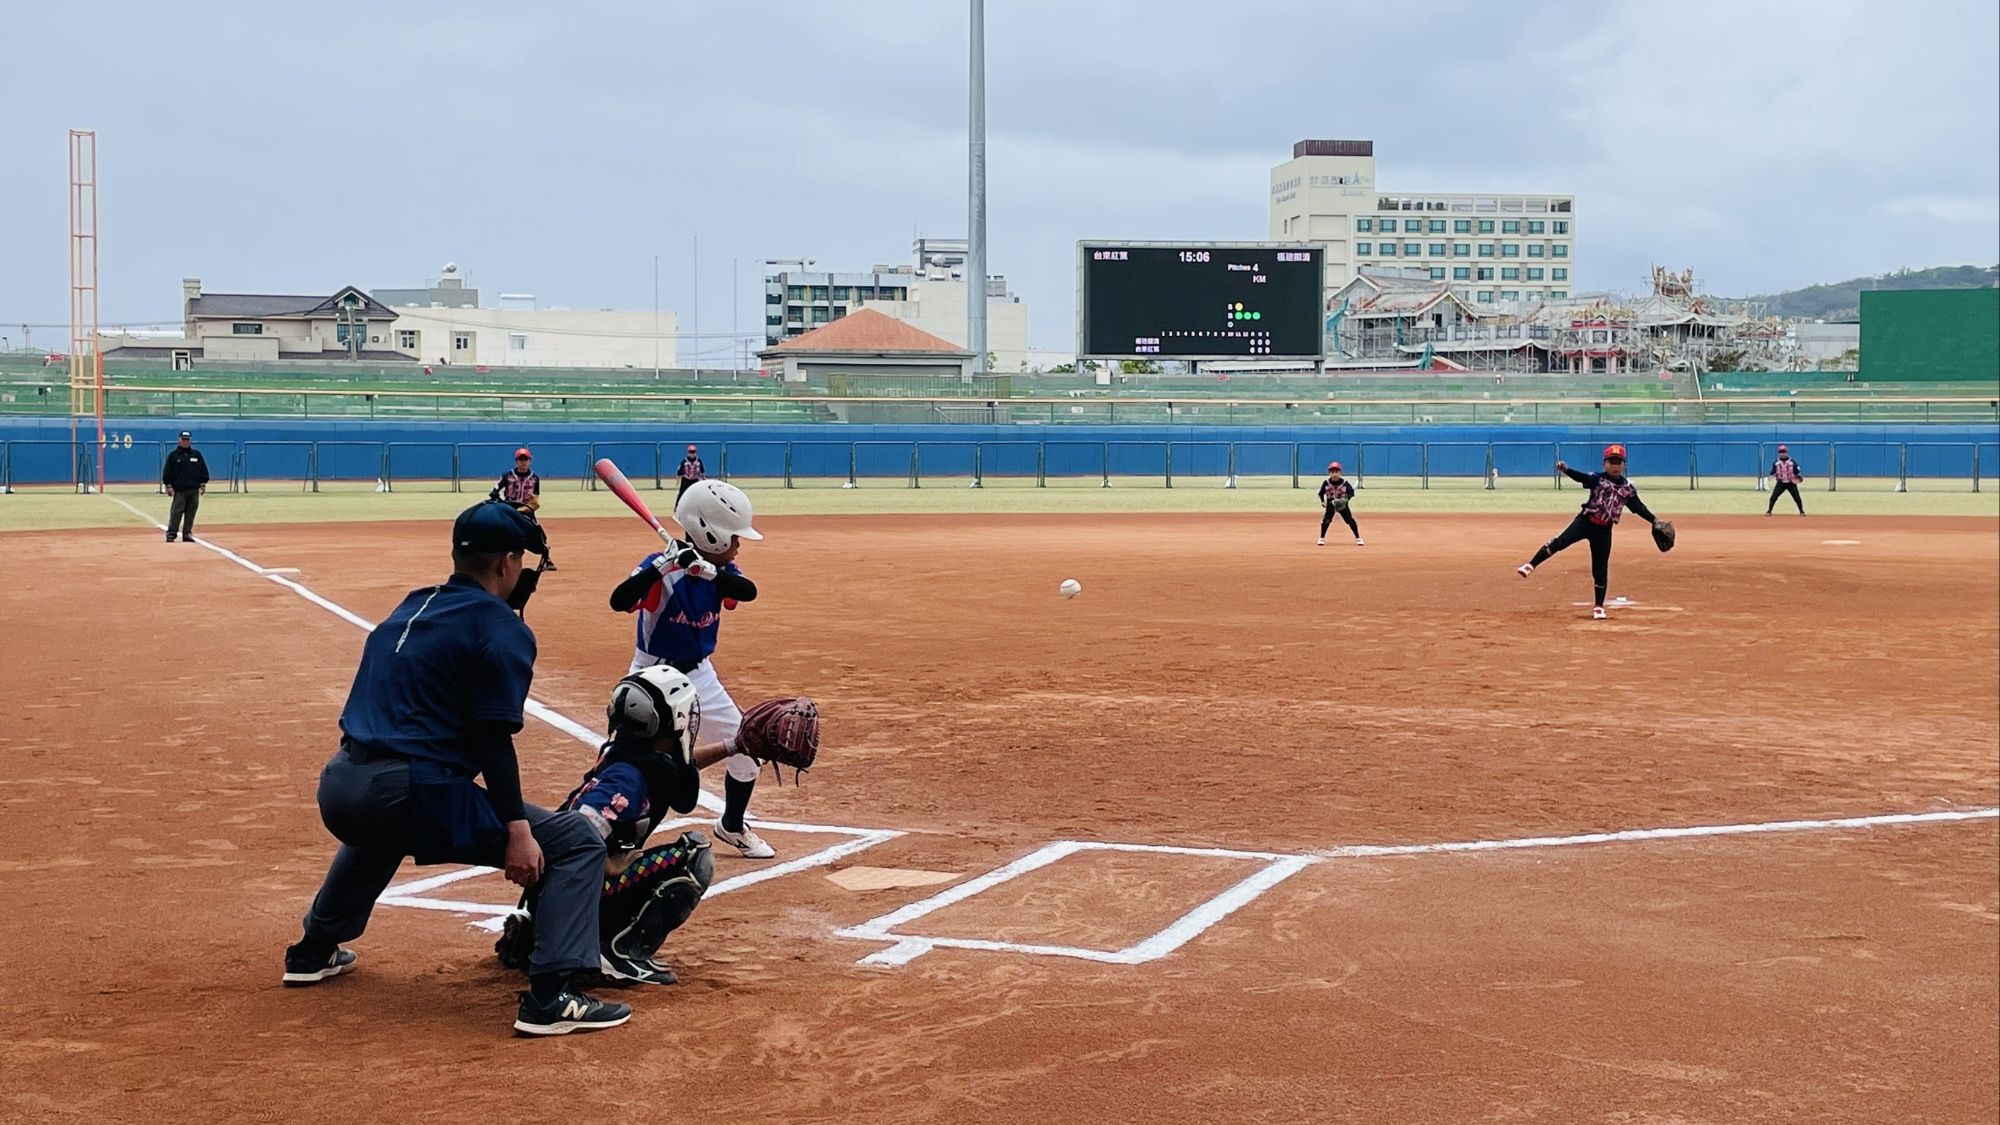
[629,654,761,783]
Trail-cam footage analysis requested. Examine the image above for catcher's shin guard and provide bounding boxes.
[602,832,714,965]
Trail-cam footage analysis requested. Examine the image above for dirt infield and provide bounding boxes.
[4,511,1996,1123]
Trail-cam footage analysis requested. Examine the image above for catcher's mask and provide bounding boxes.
[606,665,701,766]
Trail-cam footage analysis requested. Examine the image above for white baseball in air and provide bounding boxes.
[1059,579,1082,599]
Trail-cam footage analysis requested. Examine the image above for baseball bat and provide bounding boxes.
[594,458,678,547]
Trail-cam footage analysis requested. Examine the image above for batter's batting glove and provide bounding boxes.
[655,542,718,581]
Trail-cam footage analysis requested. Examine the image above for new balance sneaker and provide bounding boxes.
[1516,563,1535,578]
[713,822,776,859]
[282,946,357,987]
[600,951,679,986]
[513,989,632,1037]
[1591,606,1607,620]
[1354,538,1365,547]
[1316,537,1325,546]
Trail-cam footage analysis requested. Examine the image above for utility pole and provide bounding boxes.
[966,0,987,383]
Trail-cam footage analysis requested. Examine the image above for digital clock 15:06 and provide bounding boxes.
[1178,250,1211,263]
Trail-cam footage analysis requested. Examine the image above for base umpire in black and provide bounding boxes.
[283,500,629,1037]
[161,430,210,543]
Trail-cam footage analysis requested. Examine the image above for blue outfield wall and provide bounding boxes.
[3,417,1996,487]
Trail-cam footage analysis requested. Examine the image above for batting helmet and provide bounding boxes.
[674,479,762,552]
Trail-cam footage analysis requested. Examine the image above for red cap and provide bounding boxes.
[514,447,532,459]
[1603,443,1627,460]
[687,444,699,453]
[1778,444,1788,452]
[1328,461,1342,473]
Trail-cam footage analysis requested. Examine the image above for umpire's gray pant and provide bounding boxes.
[300,747,605,977]
[167,487,201,539]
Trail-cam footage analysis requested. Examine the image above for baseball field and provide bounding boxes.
[3,484,1996,1123]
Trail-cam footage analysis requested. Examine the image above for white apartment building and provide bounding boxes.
[1269,139,1577,309]
[766,238,1031,371]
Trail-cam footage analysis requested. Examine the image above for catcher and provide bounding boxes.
[1316,461,1363,547]
[496,666,818,986]
[1516,443,1674,619]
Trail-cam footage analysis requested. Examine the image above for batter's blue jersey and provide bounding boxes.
[631,552,742,670]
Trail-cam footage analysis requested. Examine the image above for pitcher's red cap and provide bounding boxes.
[1778,444,1788,452]
[1328,461,1342,473]
[515,447,532,459]
[1603,443,1627,460]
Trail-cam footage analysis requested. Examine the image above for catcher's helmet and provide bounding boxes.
[674,480,762,553]
[606,665,701,763]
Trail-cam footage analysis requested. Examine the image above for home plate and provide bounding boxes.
[825,866,962,892]
[1821,539,1862,546]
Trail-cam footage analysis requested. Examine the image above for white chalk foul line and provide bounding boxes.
[1314,807,2000,858]
[108,496,907,924]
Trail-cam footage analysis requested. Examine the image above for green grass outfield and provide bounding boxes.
[5,476,1996,533]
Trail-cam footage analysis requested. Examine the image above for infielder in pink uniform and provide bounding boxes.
[1766,444,1806,516]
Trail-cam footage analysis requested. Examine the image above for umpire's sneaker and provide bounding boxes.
[713,822,776,859]
[282,946,357,986]
[600,952,679,986]
[513,988,631,1037]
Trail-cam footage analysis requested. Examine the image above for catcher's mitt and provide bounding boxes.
[733,697,819,782]
[1651,519,1676,553]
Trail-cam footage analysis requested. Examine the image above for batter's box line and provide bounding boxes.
[834,840,1317,968]
[378,822,905,932]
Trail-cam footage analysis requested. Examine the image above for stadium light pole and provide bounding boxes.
[966,0,987,383]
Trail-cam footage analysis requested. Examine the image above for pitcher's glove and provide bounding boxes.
[1651,519,1676,553]
[729,697,820,782]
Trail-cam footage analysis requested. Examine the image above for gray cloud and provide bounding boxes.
[1,0,1993,354]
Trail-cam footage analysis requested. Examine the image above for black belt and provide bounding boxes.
[341,737,408,764]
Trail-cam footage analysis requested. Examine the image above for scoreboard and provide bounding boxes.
[1077,242,1324,360]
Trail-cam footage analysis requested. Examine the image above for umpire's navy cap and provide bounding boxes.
[453,501,542,553]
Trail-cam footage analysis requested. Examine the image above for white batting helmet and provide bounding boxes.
[605,665,701,763]
[674,479,762,553]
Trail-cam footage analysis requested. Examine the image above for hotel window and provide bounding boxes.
[1355,218,1373,232]
[1528,244,1546,258]
[1428,219,1446,233]
[1477,244,1494,257]
[1403,219,1422,232]
[1552,289,1568,298]
[1501,267,1520,280]
[1502,220,1520,233]
[1477,267,1494,281]
[1478,220,1494,233]
[1428,243,1446,256]
[1429,267,1446,280]
[1526,268,1544,280]
[1356,242,1373,255]
[1553,220,1570,234]
[1452,267,1470,280]
[1404,243,1421,256]
[1379,243,1396,256]
[1553,268,1569,281]
[1452,243,1471,257]
[1453,220,1471,233]
[1553,244,1569,258]
[1528,220,1545,234]
[1500,290,1520,301]
[1501,244,1521,258]
[1476,291,1495,303]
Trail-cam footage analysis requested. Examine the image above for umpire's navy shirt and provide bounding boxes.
[339,575,536,772]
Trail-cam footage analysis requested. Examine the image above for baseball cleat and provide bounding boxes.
[282,946,357,986]
[513,989,631,1037]
[713,822,776,859]
[1316,537,1325,546]
[600,952,679,986]
[1354,538,1365,546]
[1591,606,1607,620]
[1516,563,1535,578]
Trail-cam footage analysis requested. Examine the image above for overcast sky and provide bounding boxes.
[2,0,1995,357]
